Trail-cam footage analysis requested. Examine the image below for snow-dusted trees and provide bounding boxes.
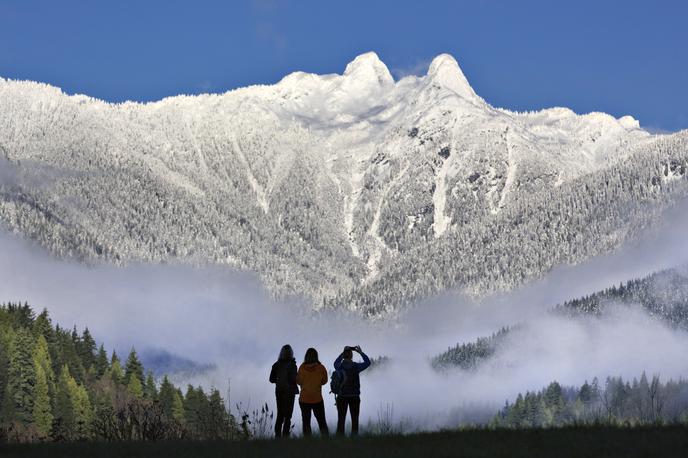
[0,75,686,315]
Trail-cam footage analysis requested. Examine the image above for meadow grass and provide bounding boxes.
[2,425,687,458]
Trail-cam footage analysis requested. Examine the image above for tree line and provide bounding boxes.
[555,267,688,329]
[431,327,511,371]
[492,374,688,428]
[0,302,244,443]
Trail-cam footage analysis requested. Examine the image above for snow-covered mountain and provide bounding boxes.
[1,52,687,314]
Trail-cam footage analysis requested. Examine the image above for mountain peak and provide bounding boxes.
[343,52,394,86]
[427,53,477,100]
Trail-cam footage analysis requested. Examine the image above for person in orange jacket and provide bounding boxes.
[296,347,329,437]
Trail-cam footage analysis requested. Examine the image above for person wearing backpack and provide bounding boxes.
[296,347,329,437]
[269,344,299,437]
[332,345,371,436]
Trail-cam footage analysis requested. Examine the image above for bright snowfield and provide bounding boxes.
[1,52,688,315]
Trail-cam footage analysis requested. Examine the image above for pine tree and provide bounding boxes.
[32,309,54,345]
[95,344,109,377]
[158,376,176,419]
[207,388,229,439]
[31,334,55,438]
[0,328,15,426]
[32,335,55,400]
[144,371,158,401]
[172,389,185,423]
[127,375,143,399]
[32,364,52,438]
[53,364,94,440]
[80,328,97,371]
[109,357,124,385]
[0,327,12,425]
[53,365,77,440]
[73,382,93,439]
[124,348,144,387]
[5,327,36,425]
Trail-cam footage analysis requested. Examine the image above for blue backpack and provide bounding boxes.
[330,368,348,397]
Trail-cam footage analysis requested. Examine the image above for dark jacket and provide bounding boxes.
[270,358,299,395]
[333,352,370,397]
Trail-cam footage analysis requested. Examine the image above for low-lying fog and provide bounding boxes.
[2,202,688,431]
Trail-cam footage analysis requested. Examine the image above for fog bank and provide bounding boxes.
[1,201,688,431]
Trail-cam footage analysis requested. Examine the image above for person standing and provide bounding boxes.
[296,347,329,437]
[333,345,370,436]
[269,344,299,437]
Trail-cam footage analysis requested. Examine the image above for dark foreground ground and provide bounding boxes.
[2,426,687,458]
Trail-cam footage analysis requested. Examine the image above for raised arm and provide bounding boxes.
[357,351,371,372]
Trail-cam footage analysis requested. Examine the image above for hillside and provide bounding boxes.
[1,52,687,313]
[0,302,239,442]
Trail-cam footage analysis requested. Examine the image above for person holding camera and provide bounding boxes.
[333,345,371,436]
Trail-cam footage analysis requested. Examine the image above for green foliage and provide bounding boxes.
[5,328,36,425]
[124,349,144,388]
[95,345,108,378]
[127,375,144,399]
[32,364,52,439]
[0,301,238,443]
[144,371,158,401]
[31,337,54,439]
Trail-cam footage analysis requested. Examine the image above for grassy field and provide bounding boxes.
[2,426,687,458]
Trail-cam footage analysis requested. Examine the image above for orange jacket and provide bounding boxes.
[296,362,328,404]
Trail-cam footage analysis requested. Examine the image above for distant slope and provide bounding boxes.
[431,267,688,371]
[556,267,688,329]
[1,52,687,313]
[431,327,512,371]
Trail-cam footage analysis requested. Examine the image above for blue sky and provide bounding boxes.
[1,0,686,131]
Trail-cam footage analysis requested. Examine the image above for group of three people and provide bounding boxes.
[269,344,371,437]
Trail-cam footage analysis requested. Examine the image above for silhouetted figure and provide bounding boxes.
[269,344,299,437]
[333,345,370,436]
[297,347,329,437]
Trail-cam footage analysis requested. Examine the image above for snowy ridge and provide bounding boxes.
[0,52,686,314]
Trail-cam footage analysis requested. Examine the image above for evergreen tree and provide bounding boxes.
[0,327,12,425]
[53,364,93,440]
[144,371,157,401]
[95,344,108,377]
[172,389,185,423]
[53,365,77,440]
[32,309,54,345]
[79,328,97,371]
[109,357,124,385]
[32,364,52,438]
[126,375,143,399]
[124,348,144,387]
[207,388,230,439]
[31,334,55,438]
[32,335,55,401]
[5,327,36,425]
[73,382,93,439]
[158,376,176,419]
